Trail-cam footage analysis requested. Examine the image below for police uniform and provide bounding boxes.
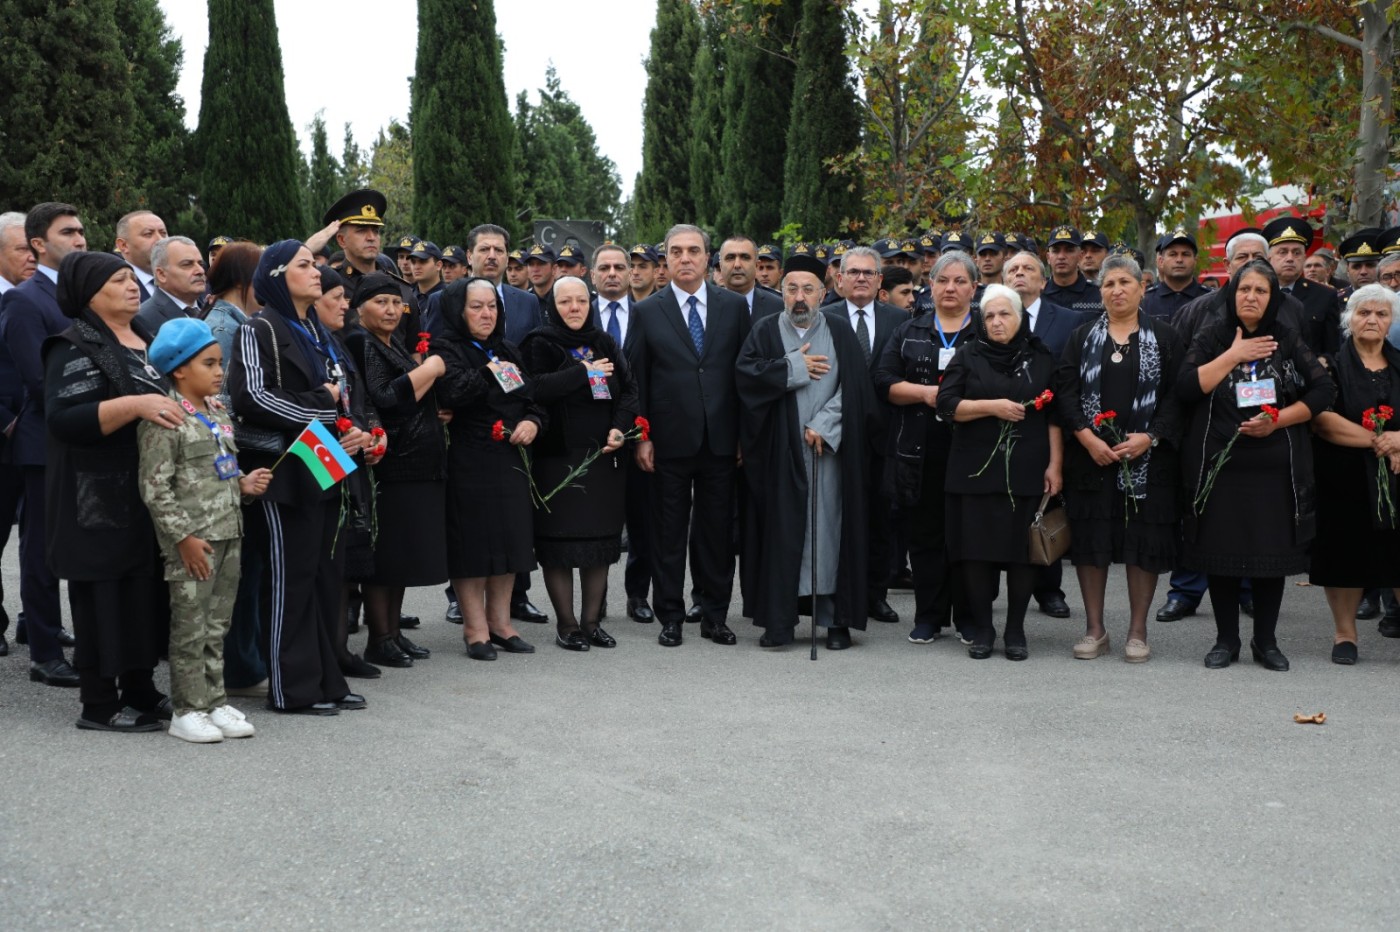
[1141,229,1208,322]
[408,240,446,306]
[1042,225,1104,315]
[324,189,388,284]
[1262,216,1341,355]
[1335,229,1383,304]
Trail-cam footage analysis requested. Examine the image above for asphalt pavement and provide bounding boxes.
[2,549,1397,930]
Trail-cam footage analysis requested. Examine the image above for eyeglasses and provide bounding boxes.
[843,269,879,278]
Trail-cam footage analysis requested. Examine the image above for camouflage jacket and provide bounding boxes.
[138,393,244,553]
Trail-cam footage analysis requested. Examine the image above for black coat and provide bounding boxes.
[351,330,447,484]
[735,312,879,642]
[519,328,639,457]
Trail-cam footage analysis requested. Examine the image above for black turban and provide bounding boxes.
[56,251,129,318]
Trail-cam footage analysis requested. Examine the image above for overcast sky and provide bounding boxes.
[158,1,655,198]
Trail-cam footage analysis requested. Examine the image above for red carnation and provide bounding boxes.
[491,419,507,442]
[1094,410,1117,428]
[335,416,353,434]
[1260,404,1280,422]
[1033,389,1055,411]
[1380,405,1395,422]
[634,416,651,442]
[416,331,432,354]
[371,426,386,438]
[1364,413,1377,431]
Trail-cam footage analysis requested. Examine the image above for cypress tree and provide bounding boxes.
[0,0,139,248]
[781,0,864,236]
[304,112,342,227]
[689,13,727,231]
[412,0,517,245]
[193,0,307,244]
[369,120,414,243]
[632,0,700,242]
[715,3,799,240]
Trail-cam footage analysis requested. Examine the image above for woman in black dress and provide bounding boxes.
[437,277,545,660]
[520,277,638,651]
[352,273,450,668]
[43,252,187,732]
[873,251,977,645]
[1178,259,1333,672]
[1309,284,1400,664]
[936,284,1063,660]
[1056,254,1185,663]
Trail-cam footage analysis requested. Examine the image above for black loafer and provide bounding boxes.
[1004,643,1029,661]
[335,693,368,711]
[76,707,162,732]
[396,634,430,659]
[489,632,535,654]
[826,626,852,650]
[445,601,462,623]
[341,653,382,679]
[555,629,590,651]
[57,627,76,647]
[1380,615,1400,638]
[700,620,736,645]
[626,598,655,623]
[585,625,616,648]
[867,599,899,624]
[1156,600,1194,622]
[510,600,549,624]
[1331,641,1359,665]
[890,571,915,590]
[30,658,80,687]
[465,640,497,661]
[399,613,421,630]
[1038,597,1071,618]
[967,643,993,659]
[1356,597,1380,620]
[658,621,683,647]
[684,603,703,623]
[1204,643,1240,668]
[268,702,340,716]
[364,637,413,668]
[1250,640,1289,672]
[758,632,787,648]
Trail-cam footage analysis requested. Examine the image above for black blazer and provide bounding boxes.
[135,288,188,334]
[819,298,905,368]
[1032,299,1087,358]
[628,283,751,459]
[750,287,784,321]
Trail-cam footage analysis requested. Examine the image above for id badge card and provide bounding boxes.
[491,361,525,393]
[587,369,612,400]
[214,452,239,481]
[939,347,956,369]
[1235,378,1277,407]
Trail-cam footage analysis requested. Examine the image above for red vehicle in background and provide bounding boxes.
[1196,185,1331,287]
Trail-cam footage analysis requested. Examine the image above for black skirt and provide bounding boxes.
[446,443,537,578]
[1184,436,1307,577]
[532,447,625,569]
[1309,444,1400,587]
[946,491,1040,564]
[369,480,449,587]
[1065,488,1178,572]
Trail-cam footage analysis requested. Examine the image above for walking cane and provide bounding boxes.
[810,448,819,662]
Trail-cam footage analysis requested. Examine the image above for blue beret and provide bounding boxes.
[149,317,217,375]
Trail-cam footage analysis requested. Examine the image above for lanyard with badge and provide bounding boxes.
[290,318,351,413]
[936,313,970,369]
[570,346,612,400]
[473,341,525,393]
[1234,360,1277,407]
[182,398,240,480]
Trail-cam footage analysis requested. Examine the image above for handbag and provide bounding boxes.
[232,317,289,455]
[1028,492,1071,565]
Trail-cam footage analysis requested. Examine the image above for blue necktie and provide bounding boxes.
[686,295,704,356]
[606,301,622,345]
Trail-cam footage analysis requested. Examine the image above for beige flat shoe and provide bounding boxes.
[1072,632,1110,659]
[1124,638,1151,663]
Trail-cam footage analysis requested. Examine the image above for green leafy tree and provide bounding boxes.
[412,0,518,245]
[515,66,623,233]
[781,0,865,237]
[633,0,701,242]
[341,123,369,191]
[369,120,415,242]
[193,0,307,244]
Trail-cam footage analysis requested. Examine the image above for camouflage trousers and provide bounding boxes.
[167,539,241,715]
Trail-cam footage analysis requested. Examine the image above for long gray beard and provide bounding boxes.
[787,301,814,328]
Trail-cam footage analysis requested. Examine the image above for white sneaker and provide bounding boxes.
[169,710,224,743]
[210,705,255,738]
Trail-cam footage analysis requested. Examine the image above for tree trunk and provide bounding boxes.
[1350,0,1394,228]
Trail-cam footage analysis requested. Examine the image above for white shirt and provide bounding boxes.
[36,264,58,284]
[129,262,154,295]
[845,299,874,354]
[597,294,631,344]
[670,281,707,329]
[1024,297,1042,331]
[0,276,13,295]
[738,287,756,315]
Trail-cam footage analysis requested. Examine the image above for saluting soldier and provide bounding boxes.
[1141,228,1208,323]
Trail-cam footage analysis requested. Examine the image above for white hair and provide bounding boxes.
[1341,284,1400,336]
[151,235,197,271]
[980,283,1023,324]
[1226,233,1268,262]
[0,211,25,241]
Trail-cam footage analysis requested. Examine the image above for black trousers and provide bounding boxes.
[650,449,735,625]
[1033,559,1065,604]
[903,460,970,631]
[624,458,652,600]
[867,454,893,603]
[0,462,22,636]
[19,465,62,663]
[69,575,160,712]
[249,498,350,710]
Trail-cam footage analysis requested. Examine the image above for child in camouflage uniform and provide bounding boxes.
[139,319,272,744]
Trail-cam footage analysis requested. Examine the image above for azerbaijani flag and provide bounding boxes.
[288,419,358,490]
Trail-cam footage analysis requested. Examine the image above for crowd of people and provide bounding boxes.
[0,189,1398,743]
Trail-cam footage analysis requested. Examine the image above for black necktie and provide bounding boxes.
[855,308,871,365]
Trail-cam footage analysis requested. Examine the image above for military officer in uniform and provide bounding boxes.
[1335,228,1383,301]
[974,232,1008,286]
[440,245,468,283]
[1079,229,1111,283]
[755,243,783,290]
[629,243,661,301]
[1261,215,1341,357]
[505,247,528,290]
[1042,225,1104,316]
[386,234,419,280]
[1141,229,1208,322]
[325,190,389,285]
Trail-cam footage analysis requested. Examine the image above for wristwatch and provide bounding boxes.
[1145,432,1160,449]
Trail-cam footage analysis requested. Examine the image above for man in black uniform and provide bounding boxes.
[386,234,419,280]
[407,240,445,306]
[629,243,661,302]
[1042,225,1104,315]
[1261,215,1341,357]
[440,245,468,283]
[1141,228,1208,322]
[974,232,1008,285]
[1335,228,1382,302]
[326,189,389,283]
[1079,229,1111,283]
[755,243,783,290]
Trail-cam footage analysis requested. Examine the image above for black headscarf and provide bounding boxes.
[56,251,129,318]
[441,276,520,362]
[350,271,400,309]
[1219,259,1285,336]
[973,298,1038,374]
[254,239,341,378]
[532,281,601,351]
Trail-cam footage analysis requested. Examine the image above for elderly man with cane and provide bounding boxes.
[736,252,882,652]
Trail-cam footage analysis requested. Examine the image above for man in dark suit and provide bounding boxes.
[113,210,166,303]
[0,202,85,686]
[717,235,783,321]
[821,245,905,624]
[1263,215,1342,359]
[1005,248,1085,617]
[134,235,207,333]
[629,225,751,647]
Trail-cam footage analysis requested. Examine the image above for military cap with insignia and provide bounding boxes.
[1155,228,1197,253]
[208,235,233,252]
[1111,243,1147,266]
[322,188,387,228]
[408,240,442,261]
[790,242,815,258]
[1377,226,1400,256]
[975,232,1006,254]
[386,234,420,257]
[1261,215,1313,247]
[629,243,660,263]
[940,231,973,253]
[918,233,941,255]
[815,243,833,264]
[1047,225,1082,247]
[872,238,916,260]
[1338,228,1382,262]
[441,245,466,265]
[830,241,851,262]
[507,248,524,265]
[556,244,586,267]
[756,243,782,262]
[1014,233,1039,253]
[652,243,667,257]
[1082,230,1111,250]
[524,243,556,264]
